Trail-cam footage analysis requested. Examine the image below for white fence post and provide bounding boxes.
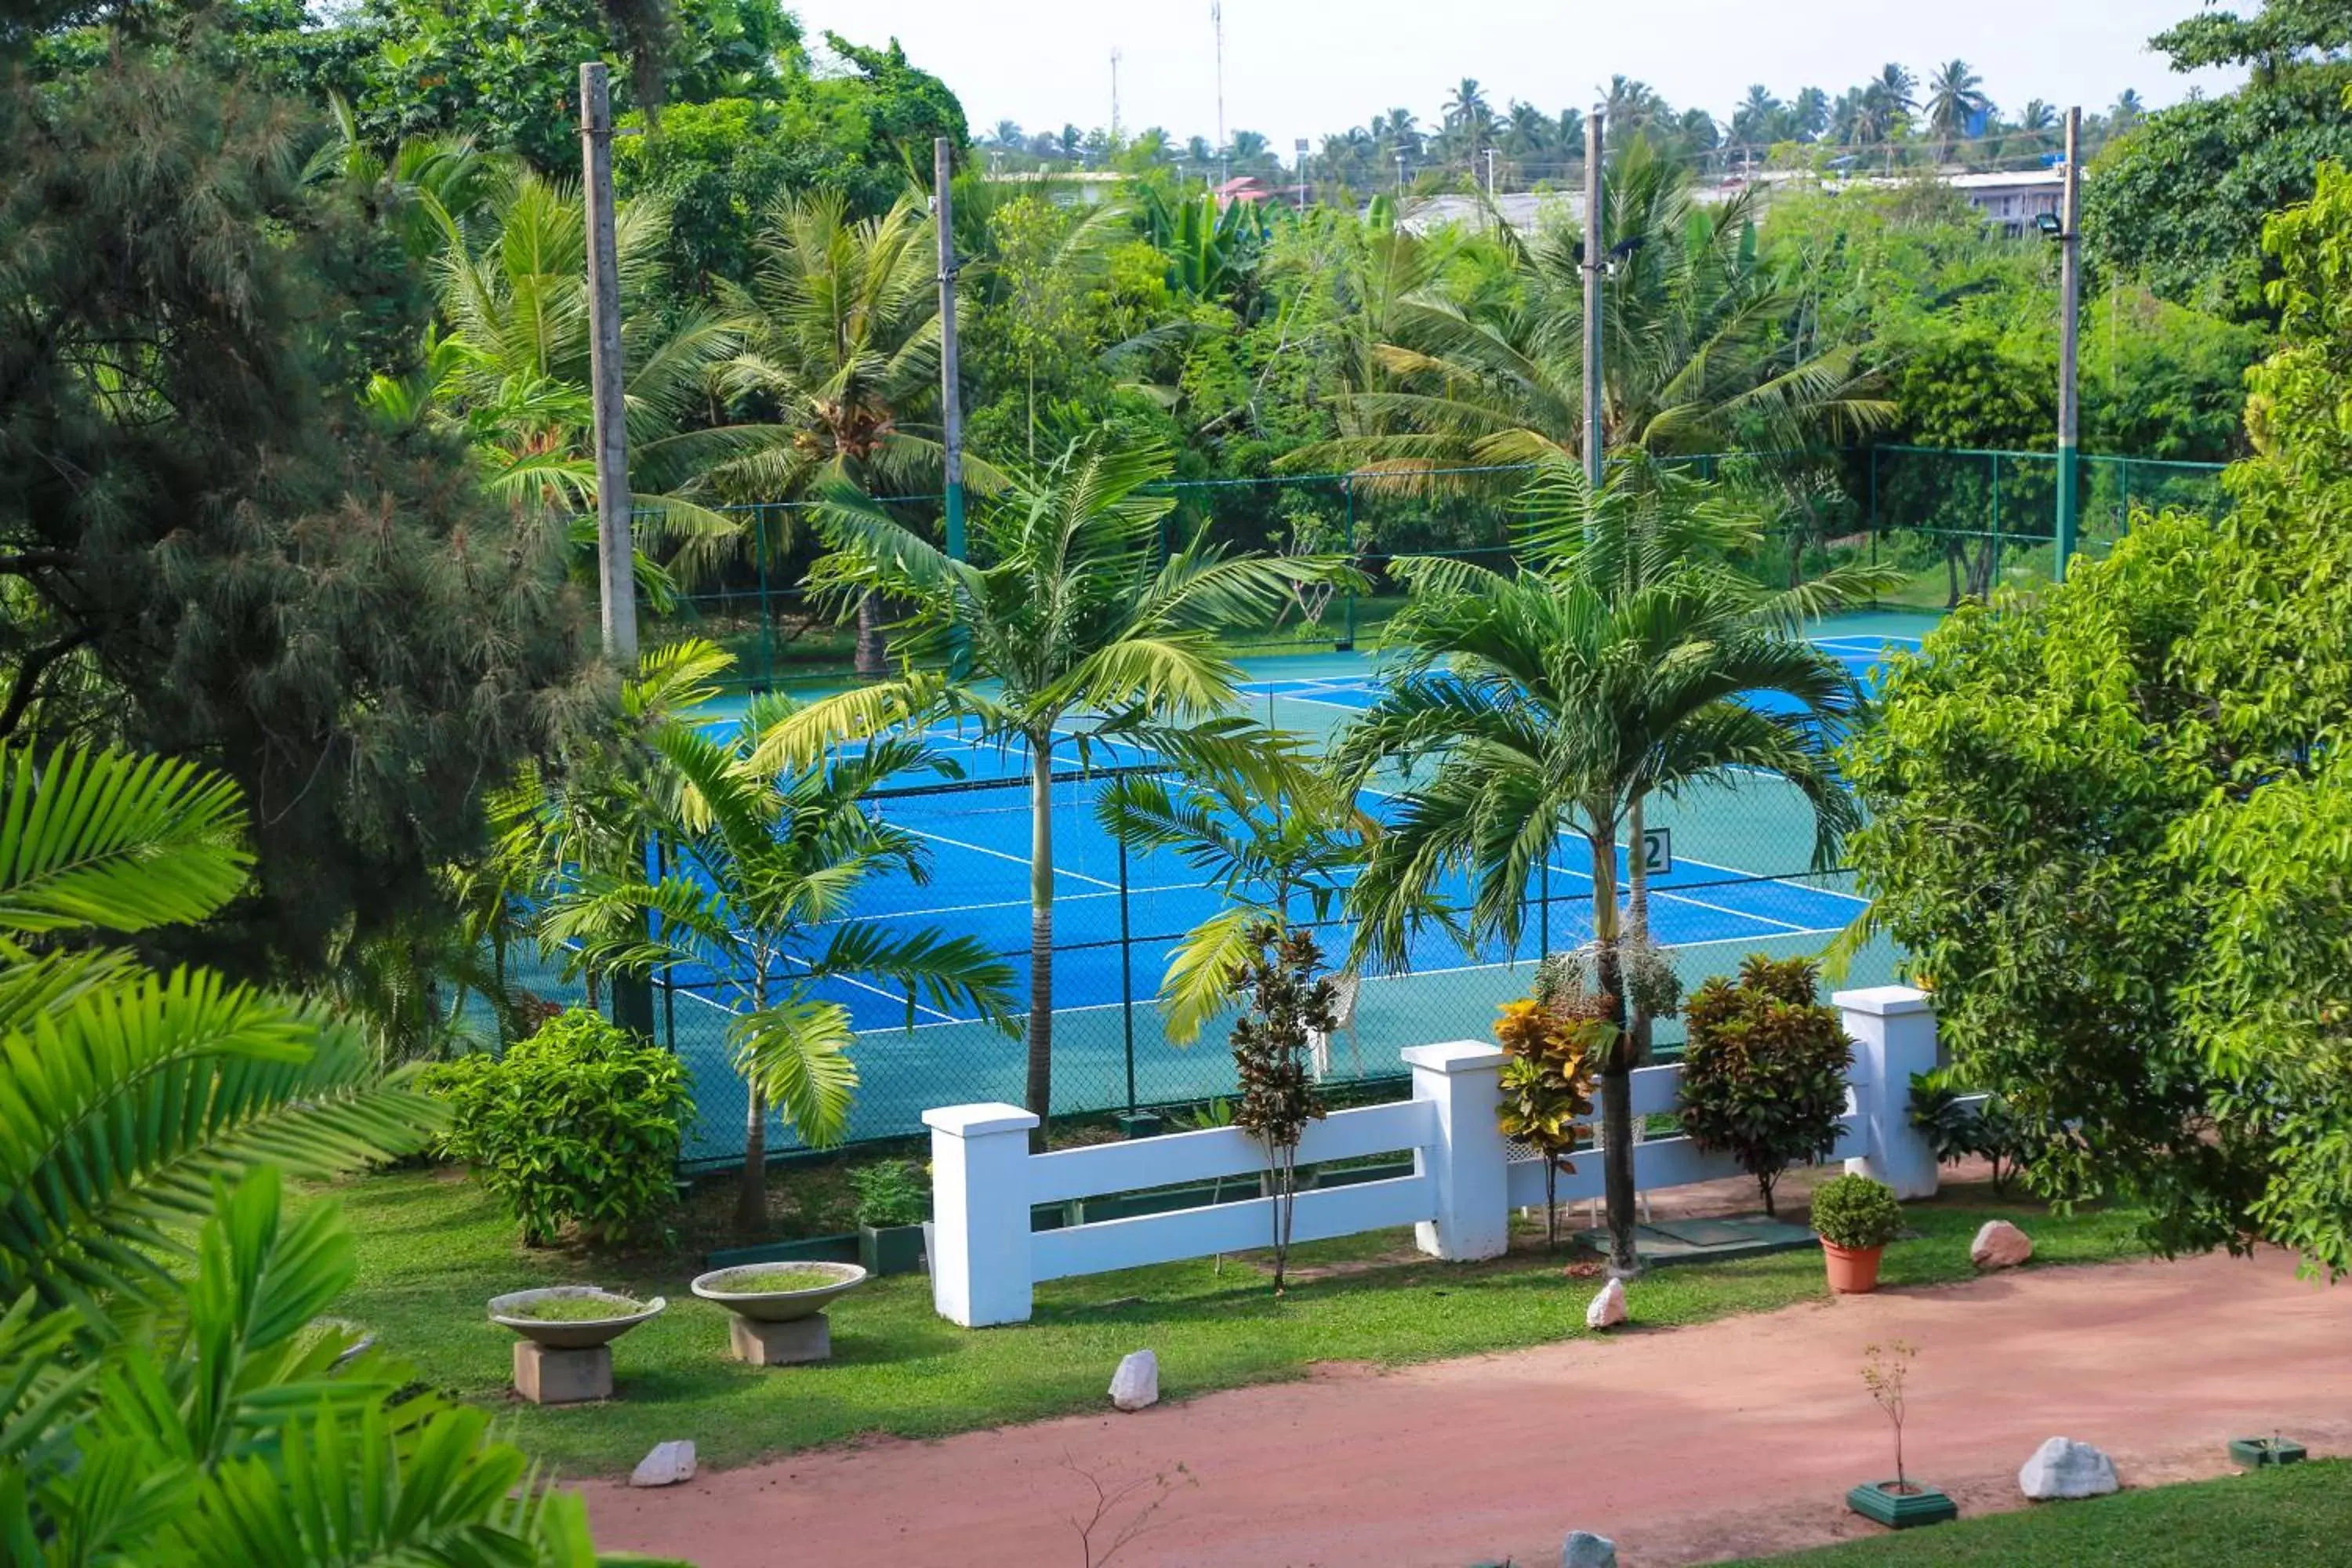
[1403,1040,1511,1261]
[1835,986,1940,1200]
[924,1102,1040,1327]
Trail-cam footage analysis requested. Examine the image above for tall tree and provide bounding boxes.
[1305,136,1890,473]
[0,27,594,975]
[769,429,1343,1145]
[1923,59,1991,158]
[713,189,965,673]
[1335,498,1860,1276]
[542,648,1016,1229]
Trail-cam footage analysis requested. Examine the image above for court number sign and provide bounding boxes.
[1642,828,1672,875]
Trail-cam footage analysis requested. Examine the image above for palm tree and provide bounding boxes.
[990,118,1025,149]
[1334,545,1860,1276]
[0,745,597,1556]
[1860,64,1917,152]
[764,429,1347,1145]
[1096,748,1398,1044]
[1305,135,1892,474]
[2109,89,2145,136]
[1791,86,1831,142]
[712,189,964,675]
[545,671,1017,1229]
[401,165,746,576]
[1925,60,1991,159]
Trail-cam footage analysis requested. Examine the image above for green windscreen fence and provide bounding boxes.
[633,445,2230,693]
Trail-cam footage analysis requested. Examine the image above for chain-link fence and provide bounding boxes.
[495,724,1903,1171]
[637,445,2231,693]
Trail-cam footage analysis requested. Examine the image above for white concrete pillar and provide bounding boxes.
[1404,1040,1512,1261]
[924,1102,1040,1327]
[1835,985,1940,1200]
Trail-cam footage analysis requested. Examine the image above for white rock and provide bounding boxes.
[1584,1278,1628,1330]
[1109,1348,1160,1412]
[2019,1436,2118,1500]
[1561,1530,1618,1568]
[629,1439,696,1488]
[1972,1220,2034,1270]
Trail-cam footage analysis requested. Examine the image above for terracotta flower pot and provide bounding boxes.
[1822,1240,1885,1294]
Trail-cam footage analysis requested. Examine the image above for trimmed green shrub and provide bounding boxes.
[421,1009,692,1246]
[1908,1072,2054,1198]
[1677,955,1853,1215]
[849,1160,928,1228]
[1810,1173,1904,1250]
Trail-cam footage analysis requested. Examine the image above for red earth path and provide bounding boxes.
[580,1251,2352,1566]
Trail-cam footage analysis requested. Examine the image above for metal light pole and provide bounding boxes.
[2054,105,2082,582]
[579,62,636,663]
[1396,151,1407,191]
[935,137,967,566]
[1582,104,1605,491]
[580,61,652,1042]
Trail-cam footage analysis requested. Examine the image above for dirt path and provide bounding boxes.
[580,1251,2352,1566]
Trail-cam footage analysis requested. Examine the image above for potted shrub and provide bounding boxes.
[851,1160,930,1276]
[1678,956,1852,1216]
[690,1261,868,1365]
[1847,1341,1957,1528]
[1809,1173,1903,1294]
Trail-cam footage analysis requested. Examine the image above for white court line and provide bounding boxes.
[899,824,1122,889]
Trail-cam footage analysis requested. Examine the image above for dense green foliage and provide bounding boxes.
[1808,1173,1904,1250]
[2086,0,2352,321]
[1847,162,2352,1275]
[1677,956,1853,1216]
[1494,993,1606,1248]
[0,31,596,974]
[0,745,634,1563]
[423,1007,693,1244]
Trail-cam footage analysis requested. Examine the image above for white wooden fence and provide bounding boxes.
[924,985,1938,1327]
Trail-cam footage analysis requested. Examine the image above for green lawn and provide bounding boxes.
[1726,1461,2352,1565]
[321,1170,2151,1479]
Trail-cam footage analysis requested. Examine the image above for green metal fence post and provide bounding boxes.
[754,505,774,691]
[2056,446,2078,581]
[1340,475,1358,652]
[1988,452,2001,597]
[1118,833,1137,1115]
[1539,857,1551,958]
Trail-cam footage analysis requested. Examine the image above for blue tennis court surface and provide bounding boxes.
[687,630,1919,1035]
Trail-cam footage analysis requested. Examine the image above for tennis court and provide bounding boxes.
[657,613,1928,1163]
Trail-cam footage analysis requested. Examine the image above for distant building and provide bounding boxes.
[1942,169,2067,238]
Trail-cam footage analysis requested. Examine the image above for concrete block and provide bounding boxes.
[728,1311,831,1366]
[513,1341,612,1404]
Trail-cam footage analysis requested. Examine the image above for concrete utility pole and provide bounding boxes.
[1483,145,1497,203]
[579,61,636,663]
[2054,105,2082,582]
[580,60,652,1043]
[935,136,967,567]
[1582,104,1605,490]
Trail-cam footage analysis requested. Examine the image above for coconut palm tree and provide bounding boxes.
[0,744,602,1557]
[543,676,1017,1229]
[710,189,968,675]
[1334,548,1860,1276]
[1095,748,1406,1045]
[1925,59,1991,159]
[760,428,1349,1145]
[401,165,747,579]
[1730,85,1783,154]
[1304,135,1892,476]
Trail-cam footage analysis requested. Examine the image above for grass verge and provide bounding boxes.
[320,1170,2149,1478]
[1723,1460,2352,1565]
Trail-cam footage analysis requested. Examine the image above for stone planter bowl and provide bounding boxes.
[488,1287,666,1350]
[691,1261,868,1323]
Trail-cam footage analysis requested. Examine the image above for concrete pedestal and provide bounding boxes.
[728,1312,830,1366]
[513,1341,612,1404]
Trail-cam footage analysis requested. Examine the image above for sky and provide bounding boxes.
[792,0,2245,150]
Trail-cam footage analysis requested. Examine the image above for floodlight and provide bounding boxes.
[2034,212,2064,239]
